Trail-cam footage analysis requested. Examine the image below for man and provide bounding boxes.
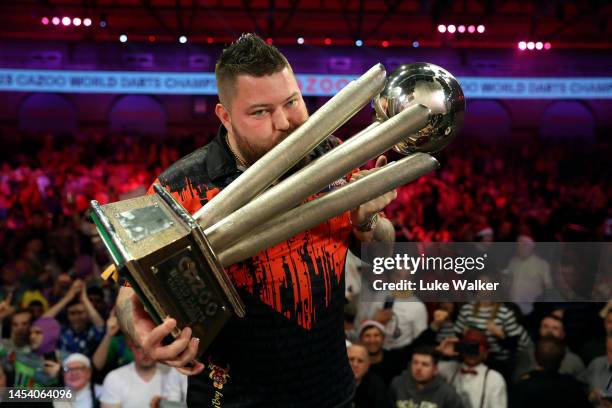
[347,343,389,408]
[582,335,612,407]
[114,33,396,407]
[53,353,101,408]
[515,315,584,380]
[359,320,406,386]
[44,280,105,357]
[438,329,507,408]
[100,341,172,408]
[580,306,612,365]
[389,345,464,408]
[3,309,32,352]
[510,337,590,408]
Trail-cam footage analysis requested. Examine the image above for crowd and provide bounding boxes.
[0,129,610,407]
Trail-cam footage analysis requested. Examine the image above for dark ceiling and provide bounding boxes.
[0,0,610,49]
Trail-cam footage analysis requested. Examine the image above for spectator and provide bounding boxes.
[1,309,33,353]
[347,343,389,408]
[510,337,590,408]
[515,315,585,380]
[580,306,612,365]
[100,341,172,408]
[43,280,104,356]
[91,309,133,378]
[389,345,464,408]
[439,329,507,408]
[53,353,101,408]
[506,235,552,315]
[359,320,402,385]
[582,335,612,407]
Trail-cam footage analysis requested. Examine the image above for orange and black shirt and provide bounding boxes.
[150,127,356,407]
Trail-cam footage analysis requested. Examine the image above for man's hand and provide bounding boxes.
[436,336,459,357]
[68,279,84,300]
[349,156,397,227]
[431,309,449,331]
[43,359,61,379]
[106,310,120,337]
[486,320,505,339]
[0,293,15,321]
[116,287,204,376]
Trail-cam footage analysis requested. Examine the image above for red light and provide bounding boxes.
[437,24,446,33]
[62,17,71,26]
[266,37,273,44]
[324,38,332,45]
[518,41,527,50]
[544,42,551,50]
[381,40,389,47]
[447,24,456,33]
[458,25,466,33]
[148,35,156,42]
[207,37,214,44]
[41,17,49,25]
[83,18,92,26]
[467,25,476,33]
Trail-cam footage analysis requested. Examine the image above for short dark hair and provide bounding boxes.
[215,33,290,105]
[412,344,440,365]
[535,336,566,372]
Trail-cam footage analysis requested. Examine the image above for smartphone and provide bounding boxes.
[43,351,58,361]
[383,297,395,309]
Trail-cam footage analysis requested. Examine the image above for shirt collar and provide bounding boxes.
[206,126,243,187]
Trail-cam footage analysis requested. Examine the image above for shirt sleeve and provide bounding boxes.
[486,370,508,408]
[100,370,123,405]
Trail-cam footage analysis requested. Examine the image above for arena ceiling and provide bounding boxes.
[0,0,610,49]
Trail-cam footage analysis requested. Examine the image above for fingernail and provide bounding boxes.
[194,337,200,344]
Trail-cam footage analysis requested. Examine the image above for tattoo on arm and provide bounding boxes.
[116,296,137,344]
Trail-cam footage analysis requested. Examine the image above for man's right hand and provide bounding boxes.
[116,287,204,376]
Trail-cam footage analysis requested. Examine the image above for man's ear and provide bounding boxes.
[215,103,231,130]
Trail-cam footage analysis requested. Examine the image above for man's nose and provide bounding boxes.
[271,108,290,132]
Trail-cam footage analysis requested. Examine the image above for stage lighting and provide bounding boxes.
[52,17,60,25]
[83,18,92,27]
[119,34,128,43]
[355,39,363,47]
[381,40,389,47]
[206,37,214,44]
[412,40,419,48]
[324,38,332,45]
[544,42,551,50]
[458,25,465,33]
[518,41,527,50]
[41,17,49,25]
[535,41,543,50]
[179,35,188,44]
[148,35,156,42]
[73,17,81,26]
[297,37,304,44]
[467,25,476,33]
[477,24,485,33]
[447,24,456,33]
[62,17,71,26]
[266,38,273,44]
[527,41,534,50]
[438,24,446,33]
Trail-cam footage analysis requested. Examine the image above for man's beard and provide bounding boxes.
[231,123,311,178]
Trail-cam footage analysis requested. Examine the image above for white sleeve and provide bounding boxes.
[162,367,188,403]
[100,370,123,405]
[486,370,507,408]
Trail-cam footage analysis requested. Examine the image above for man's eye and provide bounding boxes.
[252,110,267,116]
[286,99,298,107]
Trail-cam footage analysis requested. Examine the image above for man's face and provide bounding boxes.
[29,325,43,351]
[216,67,308,165]
[360,327,385,356]
[411,354,437,384]
[64,361,91,391]
[11,312,32,345]
[55,274,72,294]
[66,303,88,332]
[462,343,487,367]
[347,345,370,382]
[130,343,156,370]
[540,317,564,340]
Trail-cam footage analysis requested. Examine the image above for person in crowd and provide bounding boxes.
[580,305,612,365]
[510,336,590,408]
[347,343,390,408]
[438,329,507,408]
[53,353,101,408]
[515,315,584,380]
[1,309,33,353]
[100,340,173,408]
[582,334,612,407]
[91,309,133,379]
[43,280,104,356]
[389,344,464,408]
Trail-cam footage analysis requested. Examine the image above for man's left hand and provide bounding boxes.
[349,155,397,228]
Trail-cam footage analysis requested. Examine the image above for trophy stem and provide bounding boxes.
[216,153,439,266]
[204,104,431,252]
[193,64,387,228]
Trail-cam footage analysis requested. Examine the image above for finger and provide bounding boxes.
[175,361,205,376]
[375,155,387,168]
[147,326,192,361]
[142,318,177,350]
[165,337,200,367]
